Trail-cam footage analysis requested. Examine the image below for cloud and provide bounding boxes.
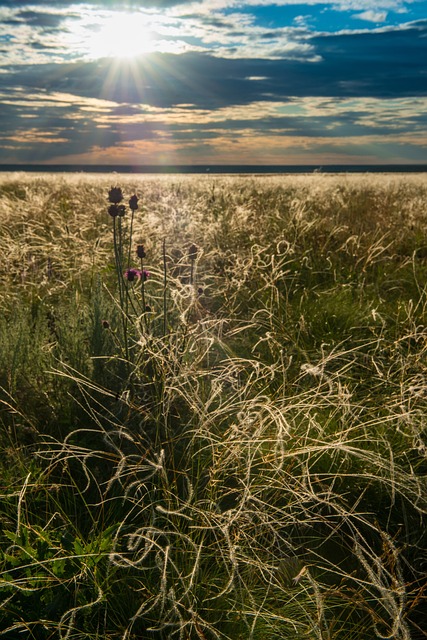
[1,75,426,165]
[0,0,421,11]
[0,1,426,165]
[4,18,425,112]
[1,5,304,65]
[1,2,425,68]
[354,10,388,22]
[0,0,189,7]
[4,9,68,28]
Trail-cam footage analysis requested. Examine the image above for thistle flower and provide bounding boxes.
[129,195,139,211]
[108,204,119,217]
[136,244,146,259]
[124,268,150,282]
[125,268,140,282]
[108,187,123,204]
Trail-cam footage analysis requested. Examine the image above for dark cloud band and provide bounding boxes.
[6,20,427,111]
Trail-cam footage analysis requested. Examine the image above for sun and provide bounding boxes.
[86,12,157,60]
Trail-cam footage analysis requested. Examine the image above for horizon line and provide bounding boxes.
[1,163,427,174]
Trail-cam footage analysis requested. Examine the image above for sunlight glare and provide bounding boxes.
[88,12,156,59]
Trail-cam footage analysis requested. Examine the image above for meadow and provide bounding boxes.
[0,171,426,640]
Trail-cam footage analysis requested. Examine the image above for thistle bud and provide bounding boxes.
[108,187,123,204]
[108,204,119,217]
[129,194,139,211]
[136,244,146,259]
[188,244,198,261]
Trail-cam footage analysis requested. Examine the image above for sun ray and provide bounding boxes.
[83,11,158,60]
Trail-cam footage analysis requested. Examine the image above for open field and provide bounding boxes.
[1,171,427,639]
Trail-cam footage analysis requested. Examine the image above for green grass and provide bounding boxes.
[0,171,427,639]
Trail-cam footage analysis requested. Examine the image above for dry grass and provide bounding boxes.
[0,171,426,639]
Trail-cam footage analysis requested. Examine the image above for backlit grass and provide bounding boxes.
[0,171,426,639]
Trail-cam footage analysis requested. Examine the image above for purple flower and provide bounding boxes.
[124,268,140,282]
[124,268,150,282]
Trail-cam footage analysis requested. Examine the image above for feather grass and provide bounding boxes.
[1,171,427,639]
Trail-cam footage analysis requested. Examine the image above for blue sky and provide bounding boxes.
[0,0,426,165]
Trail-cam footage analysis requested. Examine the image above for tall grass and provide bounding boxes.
[0,171,426,639]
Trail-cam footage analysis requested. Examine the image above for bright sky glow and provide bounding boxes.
[81,12,157,59]
[0,0,426,166]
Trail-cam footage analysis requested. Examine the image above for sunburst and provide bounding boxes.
[84,11,157,60]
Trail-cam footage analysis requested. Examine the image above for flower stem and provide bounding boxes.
[190,259,195,287]
[139,258,148,331]
[113,216,129,363]
[163,238,167,337]
[127,209,135,272]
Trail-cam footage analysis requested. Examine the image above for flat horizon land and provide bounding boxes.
[1,171,427,639]
[1,163,427,175]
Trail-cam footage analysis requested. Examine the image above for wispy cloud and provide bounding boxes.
[354,10,388,22]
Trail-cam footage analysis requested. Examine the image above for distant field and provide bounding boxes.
[1,172,426,639]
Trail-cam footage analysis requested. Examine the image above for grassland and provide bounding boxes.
[0,171,426,640]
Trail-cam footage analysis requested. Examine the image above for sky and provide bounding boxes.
[0,0,426,166]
